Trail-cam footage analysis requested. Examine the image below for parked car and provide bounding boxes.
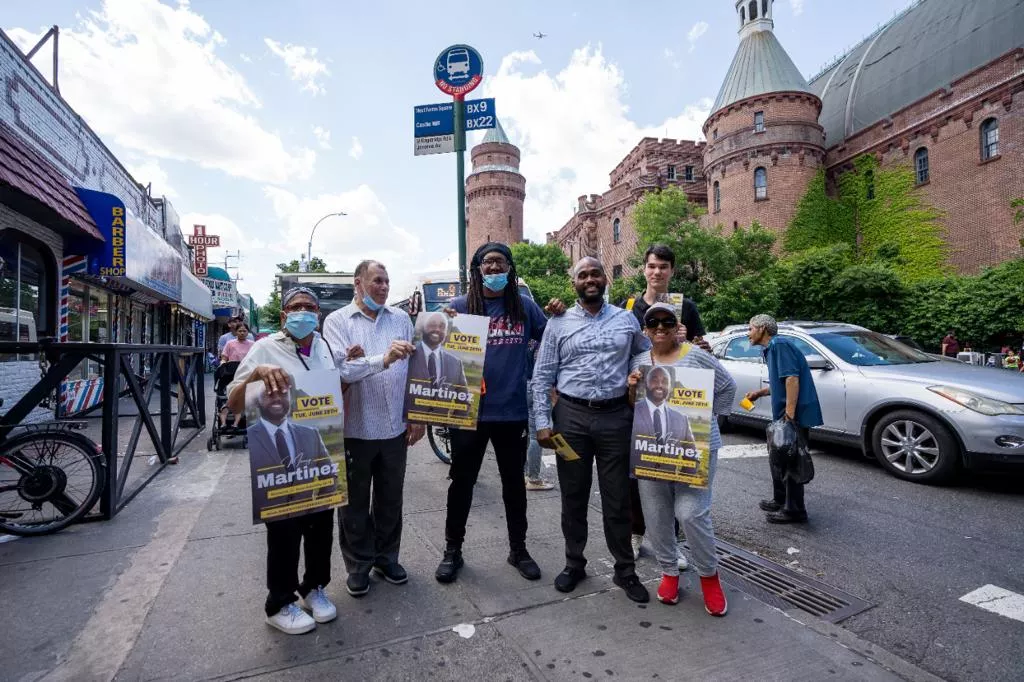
[711,322,1024,484]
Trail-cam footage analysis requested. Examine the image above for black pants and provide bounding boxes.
[553,399,635,578]
[265,509,334,616]
[445,420,529,551]
[338,434,408,575]
[771,426,809,514]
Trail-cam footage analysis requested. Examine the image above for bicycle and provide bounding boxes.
[427,425,452,464]
[0,403,106,536]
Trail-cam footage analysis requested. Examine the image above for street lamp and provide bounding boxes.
[307,211,346,267]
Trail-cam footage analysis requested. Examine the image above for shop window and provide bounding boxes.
[613,218,621,243]
[914,148,929,185]
[667,165,676,180]
[684,165,694,182]
[612,265,623,280]
[754,111,765,133]
[0,231,56,345]
[713,181,721,213]
[980,118,999,160]
[754,167,767,200]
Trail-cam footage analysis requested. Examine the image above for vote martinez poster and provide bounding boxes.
[403,311,489,430]
[630,365,715,488]
[245,369,347,524]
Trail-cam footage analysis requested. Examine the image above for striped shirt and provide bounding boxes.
[322,303,413,441]
[630,346,737,451]
[531,302,651,431]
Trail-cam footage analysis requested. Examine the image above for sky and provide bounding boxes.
[5,0,913,304]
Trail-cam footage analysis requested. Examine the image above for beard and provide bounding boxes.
[575,282,606,303]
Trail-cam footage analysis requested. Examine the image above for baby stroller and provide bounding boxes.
[208,361,248,451]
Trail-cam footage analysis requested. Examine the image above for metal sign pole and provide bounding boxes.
[455,96,468,294]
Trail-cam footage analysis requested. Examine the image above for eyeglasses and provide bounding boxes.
[645,318,677,330]
[480,257,509,269]
[284,302,318,313]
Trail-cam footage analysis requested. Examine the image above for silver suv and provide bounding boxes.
[711,322,1024,483]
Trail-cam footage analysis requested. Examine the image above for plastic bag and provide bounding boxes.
[766,418,798,469]
[791,439,815,485]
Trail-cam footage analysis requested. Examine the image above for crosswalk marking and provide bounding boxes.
[960,585,1024,623]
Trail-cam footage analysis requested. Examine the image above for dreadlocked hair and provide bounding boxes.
[466,262,525,323]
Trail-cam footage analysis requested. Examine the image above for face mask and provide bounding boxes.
[482,272,508,292]
[284,311,318,339]
[362,294,383,312]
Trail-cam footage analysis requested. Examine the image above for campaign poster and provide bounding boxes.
[630,365,715,488]
[403,311,488,430]
[245,368,347,524]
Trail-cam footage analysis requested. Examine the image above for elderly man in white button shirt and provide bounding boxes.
[322,260,423,599]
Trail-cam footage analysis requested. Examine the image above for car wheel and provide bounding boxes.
[871,410,959,484]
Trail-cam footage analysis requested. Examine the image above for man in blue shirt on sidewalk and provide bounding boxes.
[745,314,823,524]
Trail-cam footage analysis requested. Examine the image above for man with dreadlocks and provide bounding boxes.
[435,242,553,584]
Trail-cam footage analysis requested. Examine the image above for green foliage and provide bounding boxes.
[510,242,576,306]
[785,155,947,282]
[261,257,331,331]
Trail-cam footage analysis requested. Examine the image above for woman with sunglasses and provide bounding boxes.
[627,302,736,615]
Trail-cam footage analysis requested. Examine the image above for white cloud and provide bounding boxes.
[262,186,425,303]
[312,126,332,150]
[125,158,177,199]
[348,136,364,160]
[263,38,329,95]
[663,48,681,70]
[687,21,709,52]
[789,0,805,16]
[239,52,252,63]
[478,46,712,244]
[6,0,314,185]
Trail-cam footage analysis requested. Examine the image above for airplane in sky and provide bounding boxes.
[533,31,547,39]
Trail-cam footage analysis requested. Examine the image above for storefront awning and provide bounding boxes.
[0,121,104,245]
[180,266,213,320]
[74,187,183,302]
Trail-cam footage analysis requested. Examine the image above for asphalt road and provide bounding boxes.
[709,424,1024,682]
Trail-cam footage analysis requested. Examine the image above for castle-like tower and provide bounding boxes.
[702,0,825,235]
[465,120,525,266]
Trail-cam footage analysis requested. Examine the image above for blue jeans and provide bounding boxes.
[525,381,543,479]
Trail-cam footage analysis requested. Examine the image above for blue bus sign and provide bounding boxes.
[434,44,483,98]
[414,98,496,138]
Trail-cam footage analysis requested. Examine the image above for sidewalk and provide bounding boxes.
[0,433,939,681]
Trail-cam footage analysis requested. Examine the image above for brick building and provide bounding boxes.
[464,120,525,266]
[549,0,1024,277]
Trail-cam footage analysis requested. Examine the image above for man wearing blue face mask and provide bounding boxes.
[228,287,339,635]
[435,242,553,585]
[322,260,423,598]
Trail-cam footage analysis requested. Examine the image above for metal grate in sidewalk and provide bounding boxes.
[689,539,873,624]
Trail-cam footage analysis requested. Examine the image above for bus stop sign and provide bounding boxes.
[434,44,483,98]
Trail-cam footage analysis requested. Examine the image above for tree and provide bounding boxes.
[261,257,330,330]
[510,242,575,306]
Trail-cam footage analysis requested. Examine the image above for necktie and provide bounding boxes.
[653,408,664,443]
[275,428,292,469]
[428,351,438,386]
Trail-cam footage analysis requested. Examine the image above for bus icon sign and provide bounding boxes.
[434,44,483,98]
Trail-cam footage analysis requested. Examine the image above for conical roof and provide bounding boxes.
[711,29,811,113]
[481,118,512,145]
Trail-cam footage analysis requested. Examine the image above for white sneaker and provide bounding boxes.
[266,602,316,635]
[631,534,643,560]
[301,586,337,623]
[525,477,555,491]
[677,545,690,571]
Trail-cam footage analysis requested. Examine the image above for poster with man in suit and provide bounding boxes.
[404,310,488,429]
[631,365,715,488]
[246,369,347,524]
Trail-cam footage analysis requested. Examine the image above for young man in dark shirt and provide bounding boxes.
[620,244,710,566]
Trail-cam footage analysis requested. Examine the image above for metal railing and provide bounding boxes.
[0,342,206,519]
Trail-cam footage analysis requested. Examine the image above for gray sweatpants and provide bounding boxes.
[637,449,718,577]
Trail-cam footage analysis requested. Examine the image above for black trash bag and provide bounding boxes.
[766,418,798,470]
[790,438,815,485]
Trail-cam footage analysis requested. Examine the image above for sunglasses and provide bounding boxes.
[645,317,678,329]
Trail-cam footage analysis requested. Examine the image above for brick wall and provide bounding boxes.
[465,140,526,266]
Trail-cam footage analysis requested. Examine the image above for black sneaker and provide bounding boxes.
[759,499,782,512]
[372,561,409,585]
[554,566,587,593]
[507,549,541,580]
[435,548,464,584]
[765,510,809,524]
[613,574,650,603]
[346,572,370,597]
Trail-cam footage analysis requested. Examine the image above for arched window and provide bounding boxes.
[713,181,721,212]
[749,1,758,20]
[613,218,621,243]
[980,118,999,160]
[754,167,767,200]
[914,148,929,185]
[740,6,746,22]
[865,169,875,200]
[762,0,769,17]
[0,230,57,342]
